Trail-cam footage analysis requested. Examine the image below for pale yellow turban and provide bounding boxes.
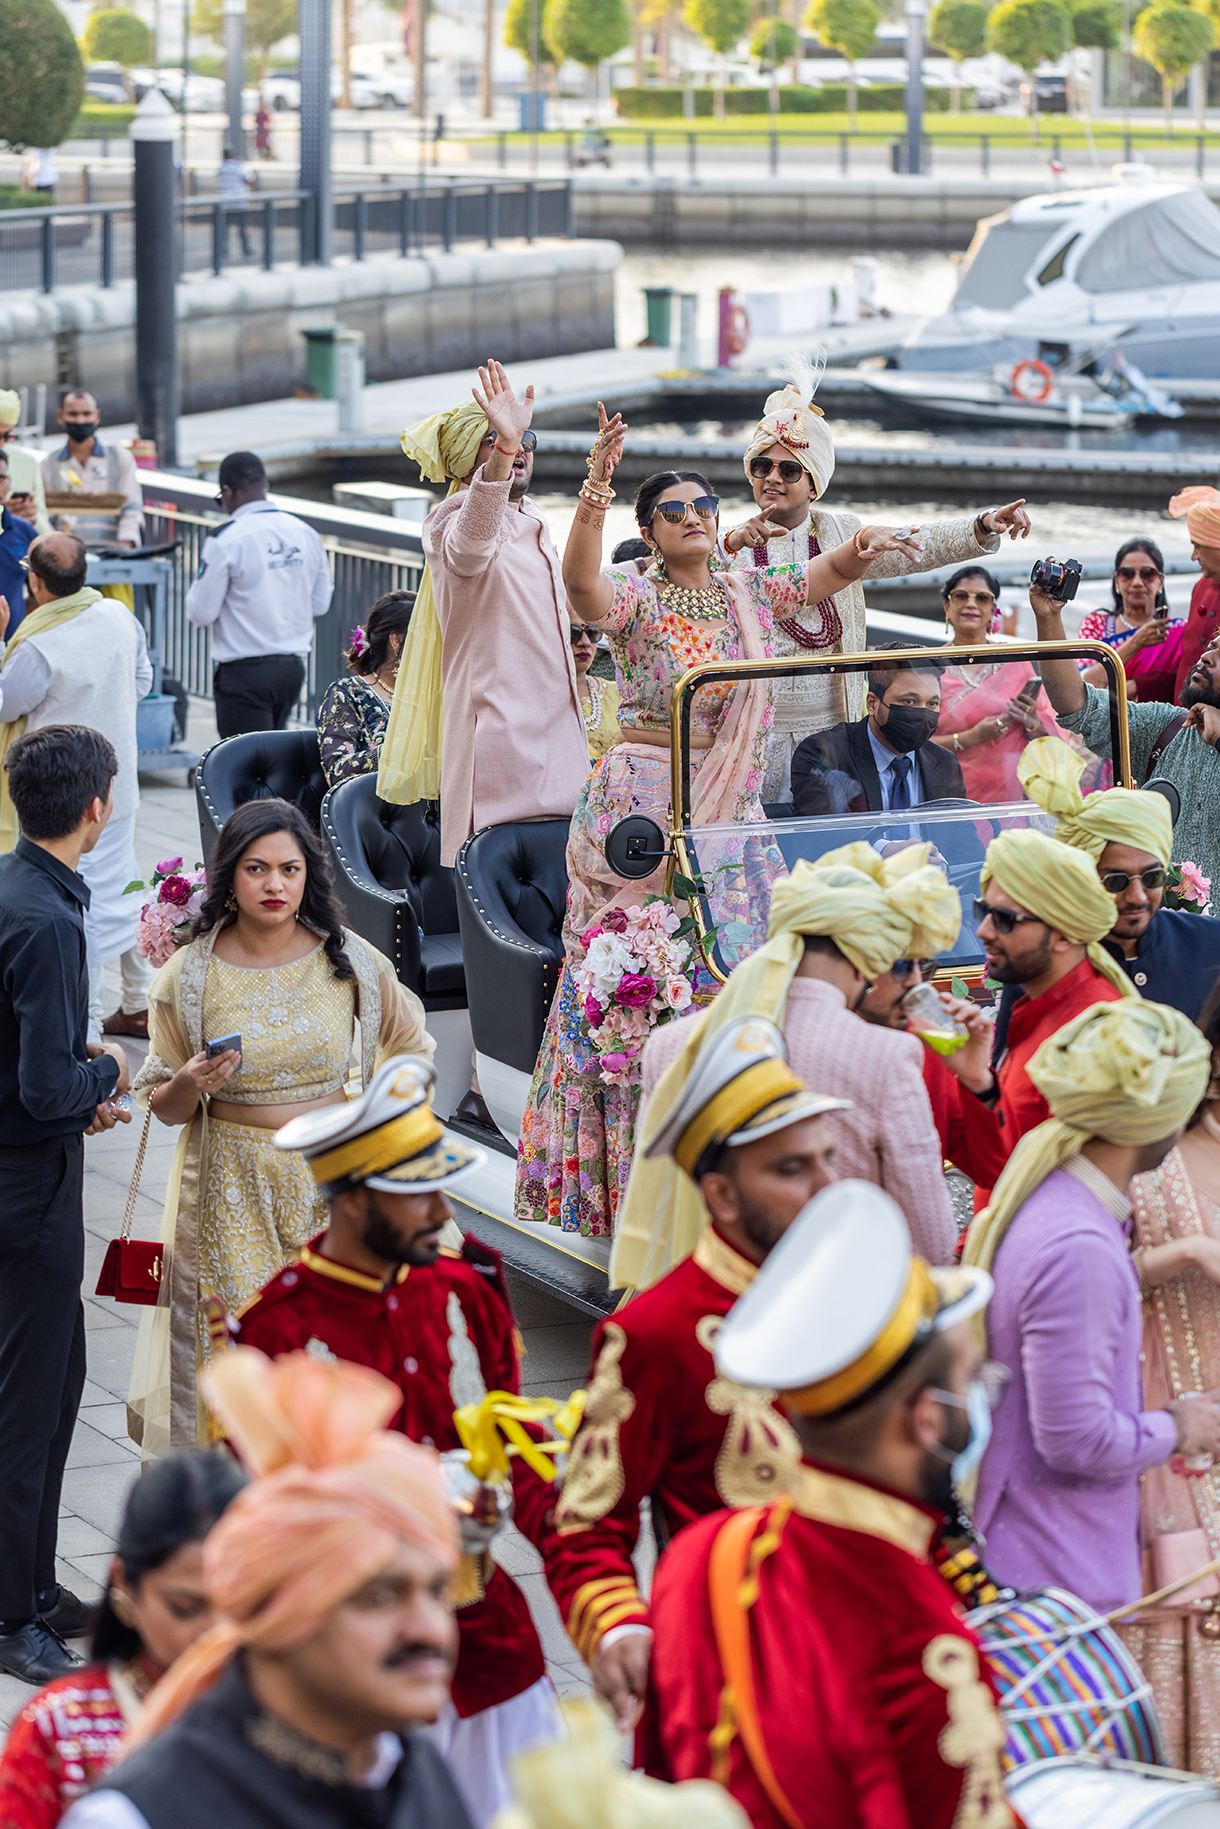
[609,843,962,1292]
[1170,485,1220,549]
[980,826,1134,997]
[742,353,836,500]
[377,396,491,806]
[963,999,1209,1283]
[1018,736,1172,868]
[0,391,20,429]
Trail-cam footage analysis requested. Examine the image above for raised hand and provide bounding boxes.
[981,500,1031,541]
[1186,702,1220,748]
[471,358,535,450]
[856,525,925,565]
[590,400,626,485]
[726,511,786,555]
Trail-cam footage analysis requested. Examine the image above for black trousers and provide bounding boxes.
[0,1134,86,1618]
[212,653,306,740]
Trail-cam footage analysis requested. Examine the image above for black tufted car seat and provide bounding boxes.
[321,776,465,1012]
[195,731,329,865]
[455,821,570,1077]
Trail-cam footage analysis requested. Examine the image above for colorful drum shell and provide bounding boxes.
[1008,1755,1220,1827]
[967,1587,1166,1770]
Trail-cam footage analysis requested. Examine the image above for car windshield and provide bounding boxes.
[670,644,1127,980]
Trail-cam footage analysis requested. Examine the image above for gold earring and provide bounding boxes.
[225,890,237,912]
[108,1585,136,1626]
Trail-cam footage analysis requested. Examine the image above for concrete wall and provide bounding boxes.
[0,239,620,422]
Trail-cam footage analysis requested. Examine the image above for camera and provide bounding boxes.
[1029,557,1082,603]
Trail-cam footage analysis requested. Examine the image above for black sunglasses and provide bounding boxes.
[749,457,805,483]
[653,495,720,524]
[1115,566,1160,583]
[1100,866,1165,894]
[972,897,1044,935]
[569,624,601,644]
[890,959,931,980]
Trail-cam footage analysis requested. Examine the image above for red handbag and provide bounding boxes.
[95,1092,165,1307]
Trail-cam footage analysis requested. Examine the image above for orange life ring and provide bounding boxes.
[727,303,751,356]
[1010,358,1054,404]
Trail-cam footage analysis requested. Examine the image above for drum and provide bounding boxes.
[967,1587,1165,1768]
[1008,1756,1220,1826]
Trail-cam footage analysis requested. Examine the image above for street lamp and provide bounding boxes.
[130,89,179,467]
[905,0,925,175]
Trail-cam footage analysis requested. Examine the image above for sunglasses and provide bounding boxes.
[890,959,931,980]
[569,623,601,645]
[1116,566,1161,583]
[947,590,996,609]
[482,429,537,453]
[749,456,806,483]
[653,495,720,524]
[1100,865,1165,894]
[971,897,1044,935]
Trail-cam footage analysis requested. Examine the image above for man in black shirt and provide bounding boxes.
[0,724,131,1682]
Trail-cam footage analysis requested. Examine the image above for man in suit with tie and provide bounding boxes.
[790,642,965,817]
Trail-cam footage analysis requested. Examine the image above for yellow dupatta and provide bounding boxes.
[0,585,103,852]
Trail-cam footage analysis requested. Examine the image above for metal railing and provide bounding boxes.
[0,177,575,295]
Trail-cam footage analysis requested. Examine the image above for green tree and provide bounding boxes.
[684,0,750,53]
[506,0,548,63]
[749,13,800,61]
[191,0,295,69]
[1132,0,1213,125]
[804,0,881,123]
[543,0,631,68]
[928,0,986,108]
[986,0,1072,113]
[82,7,151,67]
[1071,0,1120,47]
[0,0,85,151]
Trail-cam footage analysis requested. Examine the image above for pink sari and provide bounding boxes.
[935,658,1074,804]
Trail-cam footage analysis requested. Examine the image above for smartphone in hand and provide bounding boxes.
[205,1032,241,1060]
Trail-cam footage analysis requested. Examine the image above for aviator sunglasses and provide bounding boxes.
[569,623,602,645]
[890,959,931,981]
[1100,865,1166,894]
[1115,565,1161,583]
[749,457,805,483]
[653,495,720,524]
[971,898,1044,935]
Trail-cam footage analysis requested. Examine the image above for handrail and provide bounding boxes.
[0,175,573,226]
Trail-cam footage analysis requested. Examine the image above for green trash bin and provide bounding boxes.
[301,327,337,399]
[643,287,674,346]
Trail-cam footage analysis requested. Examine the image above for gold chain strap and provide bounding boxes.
[120,1090,156,1243]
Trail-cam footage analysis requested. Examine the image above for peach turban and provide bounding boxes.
[127,1349,459,1749]
[1169,486,1220,548]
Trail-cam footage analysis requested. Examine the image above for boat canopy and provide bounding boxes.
[953,217,1066,308]
[1074,189,1220,292]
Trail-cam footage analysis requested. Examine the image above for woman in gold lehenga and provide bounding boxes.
[1121,976,1220,1777]
[127,799,431,1456]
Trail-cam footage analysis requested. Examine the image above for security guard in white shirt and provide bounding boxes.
[186,450,333,737]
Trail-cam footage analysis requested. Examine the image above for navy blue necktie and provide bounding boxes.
[889,754,913,812]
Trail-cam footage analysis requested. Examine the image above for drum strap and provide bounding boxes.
[707,1498,803,1829]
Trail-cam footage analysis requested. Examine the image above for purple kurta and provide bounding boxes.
[974,1164,1177,1613]
[425,469,590,867]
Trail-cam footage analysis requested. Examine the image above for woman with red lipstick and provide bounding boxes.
[126,799,432,1453]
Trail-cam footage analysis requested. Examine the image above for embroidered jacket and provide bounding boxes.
[541,1226,800,1664]
[235,1234,548,1718]
[643,1462,1015,1829]
[0,1661,147,1826]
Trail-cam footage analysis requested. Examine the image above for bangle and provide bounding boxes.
[492,437,521,456]
[580,477,614,502]
[952,732,962,753]
[578,486,612,511]
[1131,1245,1149,1294]
[852,528,868,560]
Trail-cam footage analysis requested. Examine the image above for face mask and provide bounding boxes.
[931,1380,993,1490]
[64,419,99,440]
[878,702,940,754]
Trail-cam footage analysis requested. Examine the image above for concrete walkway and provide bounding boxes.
[0,695,601,1732]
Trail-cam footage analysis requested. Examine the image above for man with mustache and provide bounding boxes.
[232,1056,559,1828]
[63,1349,475,1829]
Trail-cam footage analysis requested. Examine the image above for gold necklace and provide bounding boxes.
[657,576,726,618]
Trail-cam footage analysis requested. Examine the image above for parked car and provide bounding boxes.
[84,63,131,104]
[262,71,301,111]
[154,68,226,111]
[1033,74,1068,113]
[349,69,413,109]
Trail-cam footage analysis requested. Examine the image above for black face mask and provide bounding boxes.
[64,419,99,441]
[878,701,939,753]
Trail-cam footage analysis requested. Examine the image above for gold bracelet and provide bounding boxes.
[578,486,611,511]
[952,732,962,753]
[852,528,868,559]
[581,478,615,501]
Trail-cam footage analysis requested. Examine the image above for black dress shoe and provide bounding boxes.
[0,1620,82,1684]
[39,1587,99,1639]
[456,1089,496,1129]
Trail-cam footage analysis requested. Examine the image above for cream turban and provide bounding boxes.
[980,827,1134,997]
[742,353,836,500]
[963,999,1210,1282]
[379,394,492,806]
[1170,486,1220,548]
[609,843,962,1293]
[0,391,19,429]
[129,1349,459,1750]
[1018,736,1172,868]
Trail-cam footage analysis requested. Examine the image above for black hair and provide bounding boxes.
[192,798,355,981]
[346,589,415,676]
[791,1325,956,1459]
[29,532,88,596]
[610,537,653,565]
[218,450,267,494]
[4,724,117,839]
[1189,975,1220,1129]
[93,1451,246,1662]
[60,388,96,409]
[1112,538,1167,614]
[634,471,715,529]
[867,639,944,700]
[0,449,9,469]
[942,564,1001,604]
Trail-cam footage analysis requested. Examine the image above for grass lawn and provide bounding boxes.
[466,113,1220,146]
[74,103,137,130]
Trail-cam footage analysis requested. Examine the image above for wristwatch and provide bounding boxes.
[974,513,992,541]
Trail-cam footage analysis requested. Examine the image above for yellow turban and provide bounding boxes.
[0,391,20,429]
[1018,736,1172,868]
[742,353,836,500]
[609,843,962,1293]
[1170,485,1220,549]
[962,999,1209,1283]
[980,826,1134,998]
[377,396,491,806]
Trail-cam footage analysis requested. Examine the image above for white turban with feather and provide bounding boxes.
[742,352,836,499]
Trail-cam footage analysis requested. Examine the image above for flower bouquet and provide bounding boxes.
[1163,861,1211,915]
[127,856,208,966]
[575,897,697,1086]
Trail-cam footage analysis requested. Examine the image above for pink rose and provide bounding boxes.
[583,994,606,1028]
[159,874,193,908]
[579,924,605,951]
[664,976,693,1011]
[155,856,183,876]
[1180,861,1211,905]
[602,907,630,933]
[616,972,657,1009]
[600,1051,630,1076]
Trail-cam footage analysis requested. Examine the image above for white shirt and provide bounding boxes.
[40,438,144,547]
[185,499,332,664]
[217,157,251,196]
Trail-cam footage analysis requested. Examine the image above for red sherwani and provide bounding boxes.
[644,1462,1015,1829]
[236,1235,547,1718]
[542,1225,800,1662]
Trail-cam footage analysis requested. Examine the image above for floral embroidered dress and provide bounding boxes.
[316,673,391,787]
[515,562,800,1241]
